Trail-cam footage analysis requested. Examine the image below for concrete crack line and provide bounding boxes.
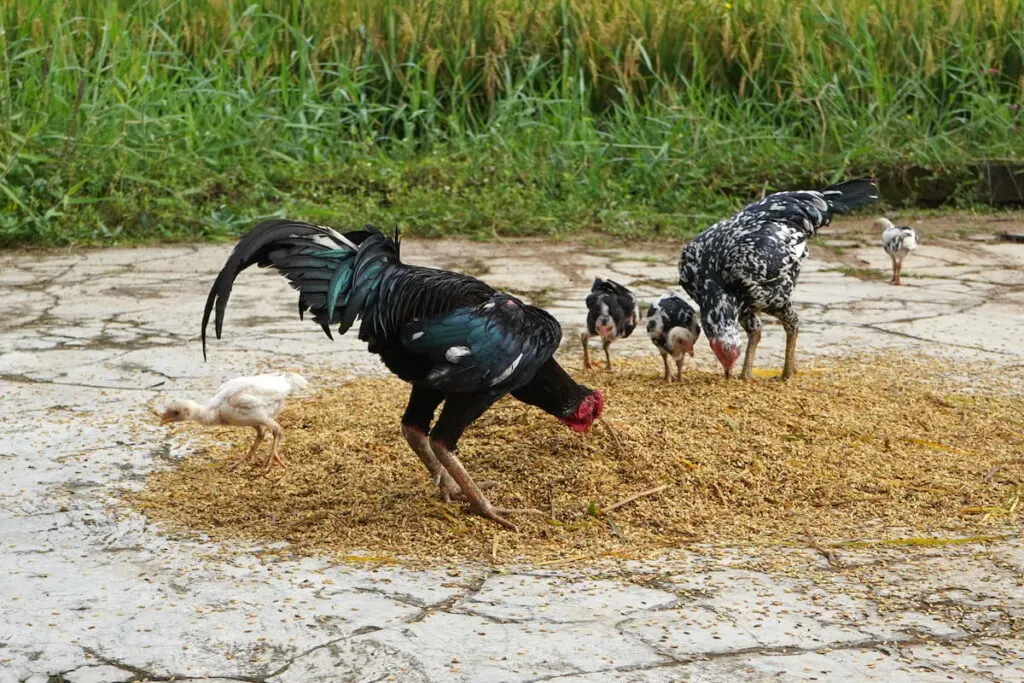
[259,574,495,679]
[586,624,1022,681]
[799,297,989,326]
[522,658,703,682]
[0,372,166,393]
[406,572,491,624]
[349,585,428,609]
[799,320,1017,356]
[2,291,60,331]
[260,633,362,680]
[57,645,266,683]
[856,323,1017,356]
[4,260,82,292]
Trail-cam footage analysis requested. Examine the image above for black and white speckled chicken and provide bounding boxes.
[646,294,701,382]
[581,278,639,373]
[678,178,880,381]
[876,217,918,285]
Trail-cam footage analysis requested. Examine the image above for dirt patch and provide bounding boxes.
[128,354,1024,566]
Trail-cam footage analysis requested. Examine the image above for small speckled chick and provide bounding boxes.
[581,278,639,373]
[647,294,701,382]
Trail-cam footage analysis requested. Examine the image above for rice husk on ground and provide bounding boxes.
[128,353,1024,565]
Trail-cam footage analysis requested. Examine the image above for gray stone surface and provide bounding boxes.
[2,224,1023,681]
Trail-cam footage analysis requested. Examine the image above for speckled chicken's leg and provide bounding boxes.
[893,257,904,286]
[740,329,761,380]
[739,313,762,381]
[581,332,593,370]
[602,339,614,373]
[659,348,671,381]
[778,305,800,381]
[889,254,900,285]
[675,356,685,382]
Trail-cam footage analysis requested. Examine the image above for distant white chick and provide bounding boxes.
[876,217,918,285]
[647,294,701,382]
[159,372,308,468]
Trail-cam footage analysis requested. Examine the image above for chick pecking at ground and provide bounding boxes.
[647,293,701,382]
[158,372,308,469]
[581,278,639,373]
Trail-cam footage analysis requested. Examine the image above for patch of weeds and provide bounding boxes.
[823,265,889,281]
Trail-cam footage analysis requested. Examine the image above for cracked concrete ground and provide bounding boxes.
[2,218,1023,682]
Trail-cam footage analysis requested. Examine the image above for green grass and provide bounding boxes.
[1,0,1021,247]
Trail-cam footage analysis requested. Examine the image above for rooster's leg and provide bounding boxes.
[429,441,520,530]
[581,332,592,369]
[660,348,671,381]
[404,426,496,502]
[603,339,613,373]
[778,306,800,381]
[402,387,493,501]
[402,424,459,497]
[429,393,542,530]
[403,387,457,497]
[739,313,762,381]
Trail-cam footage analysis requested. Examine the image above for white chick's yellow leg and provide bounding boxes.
[232,426,267,471]
[264,420,286,468]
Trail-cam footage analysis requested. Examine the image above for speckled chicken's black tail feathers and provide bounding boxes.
[820,178,881,215]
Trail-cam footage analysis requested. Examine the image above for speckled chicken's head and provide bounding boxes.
[708,335,741,376]
[701,297,742,378]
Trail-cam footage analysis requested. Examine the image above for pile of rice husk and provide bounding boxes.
[128,353,1024,565]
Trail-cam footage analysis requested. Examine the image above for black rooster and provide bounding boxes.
[678,178,880,380]
[201,220,604,530]
[581,278,639,373]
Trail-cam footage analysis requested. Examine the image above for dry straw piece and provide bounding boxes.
[128,353,1024,565]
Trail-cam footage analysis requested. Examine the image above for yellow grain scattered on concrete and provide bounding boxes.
[126,353,1024,565]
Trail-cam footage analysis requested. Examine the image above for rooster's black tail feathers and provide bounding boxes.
[201,220,395,360]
